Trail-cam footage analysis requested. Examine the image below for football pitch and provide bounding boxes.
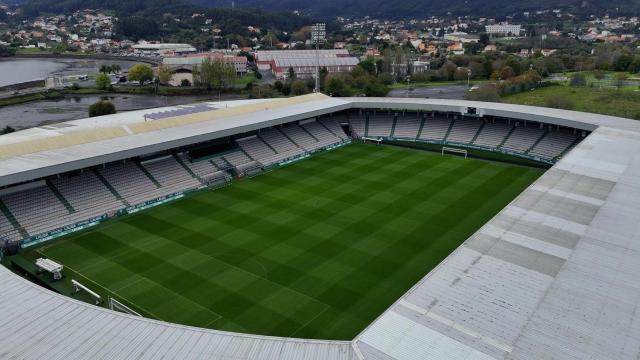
[31,143,543,340]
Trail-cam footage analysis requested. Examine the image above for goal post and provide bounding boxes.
[109,297,142,317]
[441,146,468,159]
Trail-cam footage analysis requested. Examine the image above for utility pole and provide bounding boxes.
[311,23,325,93]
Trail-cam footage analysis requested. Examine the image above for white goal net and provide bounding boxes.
[441,146,468,159]
[109,297,142,317]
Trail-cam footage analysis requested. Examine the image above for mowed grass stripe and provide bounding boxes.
[37,143,543,340]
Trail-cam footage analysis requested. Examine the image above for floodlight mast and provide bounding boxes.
[311,23,326,93]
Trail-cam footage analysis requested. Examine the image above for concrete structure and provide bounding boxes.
[1,95,640,359]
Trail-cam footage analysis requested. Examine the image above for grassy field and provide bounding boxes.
[19,143,542,340]
[502,85,640,120]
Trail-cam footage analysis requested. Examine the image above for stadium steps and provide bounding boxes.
[470,121,486,144]
[443,118,456,143]
[174,155,199,180]
[364,114,370,137]
[300,124,319,141]
[255,136,278,154]
[415,116,426,140]
[319,119,340,137]
[277,128,302,148]
[498,125,517,148]
[136,162,161,188]
[389,114,399,138]
[525,129,549,154]
[0,199,29,239]
[92,169,130,207]
[46,180,75,213]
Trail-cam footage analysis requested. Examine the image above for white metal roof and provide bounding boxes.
[2,97,640,359]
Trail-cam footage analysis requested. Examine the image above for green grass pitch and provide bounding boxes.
[32,143,543,340]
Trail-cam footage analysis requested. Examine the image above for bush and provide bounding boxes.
[180,79,191,87]
[544,96,575,110]
[464,84,500,102]
[291,80,309,95]
[89,100,116,117]
[71,82,80,90]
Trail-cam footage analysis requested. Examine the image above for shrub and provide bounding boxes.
[89,100,116,117]
[95,73,111,90]
[180,79,191,87]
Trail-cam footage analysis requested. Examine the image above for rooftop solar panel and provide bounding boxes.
[145,104,214,120]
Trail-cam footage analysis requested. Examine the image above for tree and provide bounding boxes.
[157,65,173,85]
[325,77,352,96]
[111,64,121,74]
[99,65,112,74]
[95,73,111,90]
[196,58,236,91]
[180,79,191,87]
[358,57,377,74]
[89,101,116,117]
[128,64,154,86]
[291,80,309,95]
[363,81,389,97]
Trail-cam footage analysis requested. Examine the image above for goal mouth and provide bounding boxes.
[441,146,468,158]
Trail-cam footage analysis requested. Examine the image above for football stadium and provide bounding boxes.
[0,93,639,359]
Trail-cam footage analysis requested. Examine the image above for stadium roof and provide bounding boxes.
[2,96,640,359]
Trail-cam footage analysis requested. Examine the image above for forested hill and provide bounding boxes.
[190,0,640,18]
[18,0,312,33]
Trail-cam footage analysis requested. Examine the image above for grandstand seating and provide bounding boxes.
[98,161,162,206]
[349,117,366,137]
[281,124,319,151]
[301,120,342,145]
[501,125,546,153]
[446,118,483,144]
[51,171,124,216]
[367,115,394,137]
[473,120,513,148]
[0,112,583,243]
[419,117,452,141]
[529,129,579,159]
[223,148,262,174]
[319,118,348,139]
[393,116,421,139]
[0,209,22,241]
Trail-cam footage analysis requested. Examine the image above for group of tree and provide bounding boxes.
[0,45,16,57]
[128,63,154,86]
[99,64,122,74]
[194,58,237,91]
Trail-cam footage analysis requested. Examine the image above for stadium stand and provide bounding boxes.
[97,161,163,206]
[320,118,348,140]
[445,117,483,144]
[281,124,319,151]
[473,119,514,148]
[366,115,394,137]
[501,124,546,153]
[222,148,262,175]
[529,128,580,159]
[348,117,366,137]
[301,120,342,145]
[50,171,124,217]
[419,116,452,141]
[392,115,421,139]
[141,156,202,193]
